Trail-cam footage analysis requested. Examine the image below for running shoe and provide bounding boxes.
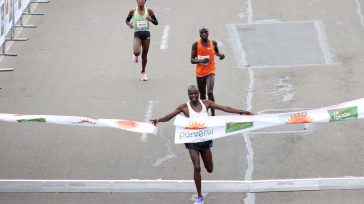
[140,72,148,81]
[133,55,139,63]
[194,196,204,204]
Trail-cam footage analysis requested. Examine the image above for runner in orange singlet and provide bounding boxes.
[191,27,225,116]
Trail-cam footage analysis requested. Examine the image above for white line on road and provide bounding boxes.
[160,25,170,50]
[141,100,154,142]
[354,0,364,27]
[2,177,364,192]
[238,0,254,21]
[235,63,340,69]
[152,128,176,166]
[228,24,248,68]
[0,68,15,71]
[314,20,333,64]
[243,66,255,204]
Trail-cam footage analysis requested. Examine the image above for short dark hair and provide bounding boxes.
[199,26,208,33]
[188,85,198,92]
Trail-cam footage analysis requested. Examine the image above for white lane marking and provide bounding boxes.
[234,20,326,26]
[254,19,282,24]
[152,128,176,166]
[354,0,364,27]
[247,0,254,24]
[2,177,364,192]
[237,1,255,201]
[235,63,341,69]
[314,20,333,64]
[243,66,255,204]
[160,25,170,50]
[261,76,295,102]
[141,100,154,142]
[239,0,254,23]
[228,24,248,67]
[153,154,175,166]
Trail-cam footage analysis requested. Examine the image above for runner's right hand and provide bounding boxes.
[128,22,134,29]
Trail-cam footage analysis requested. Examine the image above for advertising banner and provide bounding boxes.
[174,98,364,143]
[0,114,158,134]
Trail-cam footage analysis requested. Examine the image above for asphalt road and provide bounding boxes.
[1,0,364,203]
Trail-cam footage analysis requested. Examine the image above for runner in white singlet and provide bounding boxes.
[150,85,253,204]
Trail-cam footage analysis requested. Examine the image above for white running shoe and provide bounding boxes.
[194,196,204,204]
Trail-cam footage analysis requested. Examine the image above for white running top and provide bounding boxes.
[186,100,208,118]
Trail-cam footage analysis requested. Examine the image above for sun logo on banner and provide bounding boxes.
[116,120,139,130]
[286,112,313,124]
[184,121,207,129]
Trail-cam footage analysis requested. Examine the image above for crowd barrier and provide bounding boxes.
[0,0,48,56]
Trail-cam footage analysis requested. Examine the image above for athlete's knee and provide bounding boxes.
[134,51,141,56]
[193,164,201,173]
[141,53,148,59]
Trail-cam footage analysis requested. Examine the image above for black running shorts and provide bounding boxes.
[134,31,150,40]
[185,140,213,152]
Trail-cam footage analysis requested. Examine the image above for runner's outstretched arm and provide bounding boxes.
[207,100,253,115]
[150,105,184,126]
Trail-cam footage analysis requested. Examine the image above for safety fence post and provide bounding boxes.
[31,0,49,3]
[22,2,44,15]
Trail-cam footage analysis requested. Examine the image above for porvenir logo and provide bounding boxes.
[225,122,253,133]
[328,106,358,121]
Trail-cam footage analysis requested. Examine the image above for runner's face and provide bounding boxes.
[200,29,209,39]
[188,89,199,103]
[136,0,145,6]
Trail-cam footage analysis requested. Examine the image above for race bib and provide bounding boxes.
[197,55,210,66]
[136,20,148,30]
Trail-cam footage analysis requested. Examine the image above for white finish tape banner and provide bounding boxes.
[0,114,158,134]
[174,98,364,144]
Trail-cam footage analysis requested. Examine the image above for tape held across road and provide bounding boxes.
[174,98,364,143]
[0,114,158,134]
[1,98,364,141]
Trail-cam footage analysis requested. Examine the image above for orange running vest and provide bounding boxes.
[196,39,216,77]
